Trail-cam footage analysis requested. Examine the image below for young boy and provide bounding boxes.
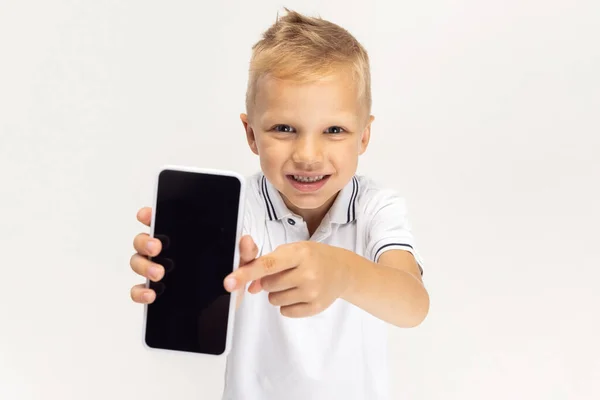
[129,9,429,400]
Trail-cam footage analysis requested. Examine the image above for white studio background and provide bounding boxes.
[1,0,598,399]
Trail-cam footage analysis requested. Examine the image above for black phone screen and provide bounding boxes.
[144,169,242,355]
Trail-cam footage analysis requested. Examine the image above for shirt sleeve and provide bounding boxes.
[363,187,425,276]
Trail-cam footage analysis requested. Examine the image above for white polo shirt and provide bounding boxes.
[222,172,424,400]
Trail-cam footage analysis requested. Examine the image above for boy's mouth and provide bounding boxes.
[290,175,327,183]
[286,174,331,192]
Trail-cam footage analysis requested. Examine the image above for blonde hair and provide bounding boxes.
[245,9,372,115]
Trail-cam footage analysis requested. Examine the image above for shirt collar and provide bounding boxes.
[260,175,359,224]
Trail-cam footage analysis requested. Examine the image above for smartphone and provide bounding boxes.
[142,165,245,357]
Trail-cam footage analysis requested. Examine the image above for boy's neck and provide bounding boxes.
[281,192,339,236]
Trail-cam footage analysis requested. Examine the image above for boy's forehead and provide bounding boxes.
[256,72,357,99]
[253,73,364,118]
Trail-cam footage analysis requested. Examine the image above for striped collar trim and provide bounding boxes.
[260,175,283,221]
[328,176,359,224]
[260,175,359,224]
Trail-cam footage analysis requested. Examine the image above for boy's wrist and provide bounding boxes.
[337,247,363,301]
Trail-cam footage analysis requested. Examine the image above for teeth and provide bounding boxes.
[293,175,325,183]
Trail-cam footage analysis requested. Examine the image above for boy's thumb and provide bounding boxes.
[239,235,258,265]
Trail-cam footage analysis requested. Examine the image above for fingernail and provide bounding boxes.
[143,292,154,303]
[148,266,161,280]
[224,277,237,292]
[146,240,156,254]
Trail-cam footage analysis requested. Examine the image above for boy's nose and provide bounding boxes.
[291,136,323,167]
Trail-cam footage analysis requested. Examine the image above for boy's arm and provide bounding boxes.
[224,241,428,325]
[340,247,429,328]
[342,183,429,327]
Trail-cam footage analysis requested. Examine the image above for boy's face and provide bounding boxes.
[241,71,373,218]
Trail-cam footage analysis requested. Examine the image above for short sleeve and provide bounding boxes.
[362,187,424,276]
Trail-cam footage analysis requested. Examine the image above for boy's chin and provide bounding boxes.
[281,190,336,212]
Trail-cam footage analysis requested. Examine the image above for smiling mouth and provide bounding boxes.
[290,175,329,183]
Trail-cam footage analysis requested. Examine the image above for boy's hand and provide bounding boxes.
[129,207,258,306]
[223,242,352,318]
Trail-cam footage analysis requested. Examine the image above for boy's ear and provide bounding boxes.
[359,115,375,155]
[240,113,259,155]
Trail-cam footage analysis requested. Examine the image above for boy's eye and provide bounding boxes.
[325,126,345,134]
[273,124,295,133]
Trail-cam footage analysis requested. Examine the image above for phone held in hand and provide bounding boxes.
[142,165,246,357]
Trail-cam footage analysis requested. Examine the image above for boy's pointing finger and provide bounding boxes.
[224,244,298,292]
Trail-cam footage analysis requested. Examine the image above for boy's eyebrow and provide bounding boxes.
[259,111,360,125]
